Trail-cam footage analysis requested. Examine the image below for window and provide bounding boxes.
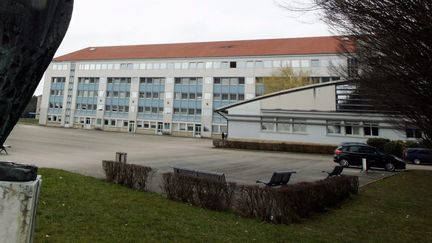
[179,123,186,131]
[277,118,291,132]
[104,119,109,125]
[311,59,320,67]
[230,61,237,68]
[364,123,379,136]
[327,121,342,134]
[111,120,116,126]
[406,128,422,138]
[345,122,360,136]
[261,118,275,131]
[293,119,307,133]
[187,124,194,132]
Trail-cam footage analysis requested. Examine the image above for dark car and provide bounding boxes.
[333,143,406,171]
[403,148,432,165]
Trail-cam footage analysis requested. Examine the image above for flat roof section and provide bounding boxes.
[54,36,355,62]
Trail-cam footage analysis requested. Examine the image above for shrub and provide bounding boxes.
[102,160,154,191]
[213,139,336,154]
[162,172,236,211]
[383,140,405,157]
[366,138,391,151]
[235,176,359,224]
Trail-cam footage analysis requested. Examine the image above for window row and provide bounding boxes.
[261,118,307,133]
[78,77,99,84]
[47,115,62,122]
[52,64,68,71]
[326,121,379,137]
[140,77,165,85]
[77,90,98,97]
[138,106,164,113]
[76,104,98,111]
[105,105,130,112]
[49,103,63,109]
[106,91,131,98]
[214,77,245,85]
[139,92,164,99]
[75,58,344,71]
[136,121,164,129]
[173,108,202,115]
[211,124,228,134]
[52,77,66,83]
[174,92,202,100]
[213,93,245,101]
[50,90,64,96]
[102,119,132,127]
[172,123,199,132]
[107,77,131,84]
[174,77,204,85]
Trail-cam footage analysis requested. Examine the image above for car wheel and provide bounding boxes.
[413,159,421,165]
[339,159,350,167]
[385,163,395,172]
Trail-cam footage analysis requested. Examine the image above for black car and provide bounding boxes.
[403,148,432,165]
[333,143,406,171]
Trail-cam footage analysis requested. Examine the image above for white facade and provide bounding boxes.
[217,81,420,145]
[40,49,346,138]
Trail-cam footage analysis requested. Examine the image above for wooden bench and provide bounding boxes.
[322,166,344,178]
[256,171,296,187]
[172,166,226,183]
[0,145,11,155]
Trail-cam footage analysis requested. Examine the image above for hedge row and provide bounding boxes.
[366,138,427,157]
[162,172,359,224]
[162,173,236,211]
[102,160,154,191]
[213,139,336,154]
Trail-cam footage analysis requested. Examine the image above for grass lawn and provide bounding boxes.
[18,118,39,125]
[35,169,432,242]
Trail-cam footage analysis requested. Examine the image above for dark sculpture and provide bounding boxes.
[0,0,74,147]
[0,162,38,182]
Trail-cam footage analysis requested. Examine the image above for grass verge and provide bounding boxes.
[35,169,432,242]
[18,118,39,125]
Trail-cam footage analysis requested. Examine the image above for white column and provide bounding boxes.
[201,76,214,137]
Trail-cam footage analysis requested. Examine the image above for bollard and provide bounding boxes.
[362,158,368,172]
[115,152,127,163]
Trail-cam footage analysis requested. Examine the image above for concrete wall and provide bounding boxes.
[228,119,407,146]
[0,176,42,243]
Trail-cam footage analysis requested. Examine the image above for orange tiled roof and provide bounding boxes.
[54,36,353,61]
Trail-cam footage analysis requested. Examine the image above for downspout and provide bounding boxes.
[216,109,229,137]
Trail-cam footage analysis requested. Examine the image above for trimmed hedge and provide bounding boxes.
[161,172,359,224]
[366,138,428,157]
[366,138,391,151]
[213,139,336,154]
[162,172,236,211]
[235,176,359,224]
[102,160,154,191]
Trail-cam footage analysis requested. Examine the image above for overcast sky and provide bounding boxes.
[35,0,331,95]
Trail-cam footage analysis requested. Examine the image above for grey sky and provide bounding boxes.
[35,0,330,95]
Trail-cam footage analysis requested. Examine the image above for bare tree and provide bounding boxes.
[284,0,432,146]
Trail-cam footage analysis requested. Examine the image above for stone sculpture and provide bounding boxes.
[0,0,74,147]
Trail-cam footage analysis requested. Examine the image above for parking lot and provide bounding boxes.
[2,125,407,191]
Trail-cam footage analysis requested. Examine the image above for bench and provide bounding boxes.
[256,171,296,187]
[172,166,226,183]
[322,166,344,178]
[0,145,11,155]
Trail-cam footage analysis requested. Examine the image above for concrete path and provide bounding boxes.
[2,125,416,191]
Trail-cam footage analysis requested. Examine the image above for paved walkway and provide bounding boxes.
[2,125,417,192]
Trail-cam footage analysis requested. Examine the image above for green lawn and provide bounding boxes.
[35,169,432,242]
[18,118,39,125]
